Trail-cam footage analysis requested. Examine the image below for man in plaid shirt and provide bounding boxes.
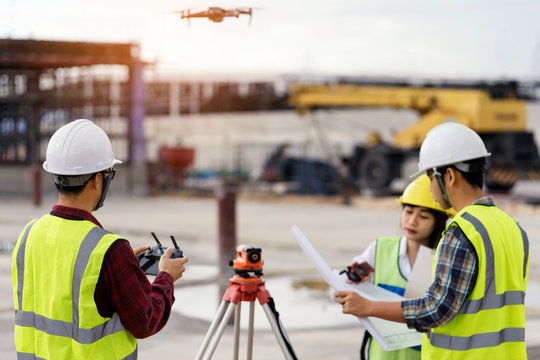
[13,120,189,359]
[336,123,529,358]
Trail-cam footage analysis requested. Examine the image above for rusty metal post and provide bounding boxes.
[217,185,237,303]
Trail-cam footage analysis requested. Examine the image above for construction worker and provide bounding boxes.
[341,175,453,360]
[335,122,529,359]
[11,119,189,359]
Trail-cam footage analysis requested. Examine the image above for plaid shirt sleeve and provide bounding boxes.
[95,240,175,339]
[401,224,478,331]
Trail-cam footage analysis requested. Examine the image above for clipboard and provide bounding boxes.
[291,225,422,351]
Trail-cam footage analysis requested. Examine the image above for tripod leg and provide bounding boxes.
[195,300,230,360]
[233,302,242,360]
[262,302,297,360]
[202,301,236,360]
[247,300,255,360]
[195,300,235,360]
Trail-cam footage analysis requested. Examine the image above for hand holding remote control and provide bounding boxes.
[139,232,184,276]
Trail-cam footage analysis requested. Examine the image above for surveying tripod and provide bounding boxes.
[195,246,297,360]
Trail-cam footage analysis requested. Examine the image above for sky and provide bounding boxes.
[2,0,540,79]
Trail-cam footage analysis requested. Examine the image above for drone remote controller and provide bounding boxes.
[339,261,374,283]
[138,232,183,276]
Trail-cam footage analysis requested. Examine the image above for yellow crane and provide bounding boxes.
[289,81,540,191]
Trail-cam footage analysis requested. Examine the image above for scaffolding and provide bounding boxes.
[0,39,145,166]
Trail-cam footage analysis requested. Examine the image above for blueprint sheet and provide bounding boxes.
[291,225,423,351]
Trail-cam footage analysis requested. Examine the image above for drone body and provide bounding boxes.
[177,7,253,25]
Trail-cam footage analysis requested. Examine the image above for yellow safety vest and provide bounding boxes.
[422,205,529,359]
[12,214,138,359]
[368,237,420,360]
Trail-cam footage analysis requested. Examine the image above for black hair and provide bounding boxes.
[402,204,448,249]
[427,208,449,249]
[437,158,484,189]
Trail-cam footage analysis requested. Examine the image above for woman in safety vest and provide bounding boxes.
[343,175,453,360]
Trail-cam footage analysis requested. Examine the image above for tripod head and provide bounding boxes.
[229,245,263,278]
[198,244,298,360]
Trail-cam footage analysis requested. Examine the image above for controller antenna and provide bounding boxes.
[170,235,180,249]
[151,232,162,246]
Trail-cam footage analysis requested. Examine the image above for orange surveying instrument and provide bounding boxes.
[195,245,297,360]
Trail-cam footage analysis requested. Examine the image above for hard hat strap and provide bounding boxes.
[433,168,452,209]
[52,173,94,187]
[453,159,486,173]
[94,170,114,211]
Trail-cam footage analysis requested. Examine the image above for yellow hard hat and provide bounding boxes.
[399,175,455,217]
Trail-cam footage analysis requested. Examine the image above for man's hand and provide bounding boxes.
[335,291,406,323]
[133,245,150,257]
[159,248,189,282]
[335,291,373,317]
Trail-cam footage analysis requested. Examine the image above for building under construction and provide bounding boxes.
[0,39,147,166]
[0,38,289,197]
[0,39,288,164]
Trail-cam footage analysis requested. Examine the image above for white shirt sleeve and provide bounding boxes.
[353,240,377,267]
[350,240,377,284]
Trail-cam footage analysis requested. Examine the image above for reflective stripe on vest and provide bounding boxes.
[14,217,138,359]
[16,346,138,360]
[426,207,528,354]
[15,219,37,313]
[428,327,524,351]
[455,213,527,315]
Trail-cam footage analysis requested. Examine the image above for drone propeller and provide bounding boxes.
[172,8,192,26]
[173,8,197,18]
[243,7,260,25]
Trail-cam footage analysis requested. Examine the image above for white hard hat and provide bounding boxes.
[43,119,122,175]
[413,122,490,177]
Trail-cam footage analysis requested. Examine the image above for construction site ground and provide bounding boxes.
[1,188,540,359]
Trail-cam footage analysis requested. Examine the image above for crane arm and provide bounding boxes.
[289,83,527,148]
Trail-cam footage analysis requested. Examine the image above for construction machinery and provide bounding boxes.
[289,81,540,192]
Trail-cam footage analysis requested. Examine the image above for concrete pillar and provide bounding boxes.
[170,82,180,116]
[128,60,147,195]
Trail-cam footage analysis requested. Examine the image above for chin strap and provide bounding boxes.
[94,172,113,211]
[433,168,452,209]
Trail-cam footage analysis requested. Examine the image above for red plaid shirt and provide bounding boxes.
[51,204,175,339]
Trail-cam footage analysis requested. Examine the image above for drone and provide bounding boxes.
[176,7,253,25]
